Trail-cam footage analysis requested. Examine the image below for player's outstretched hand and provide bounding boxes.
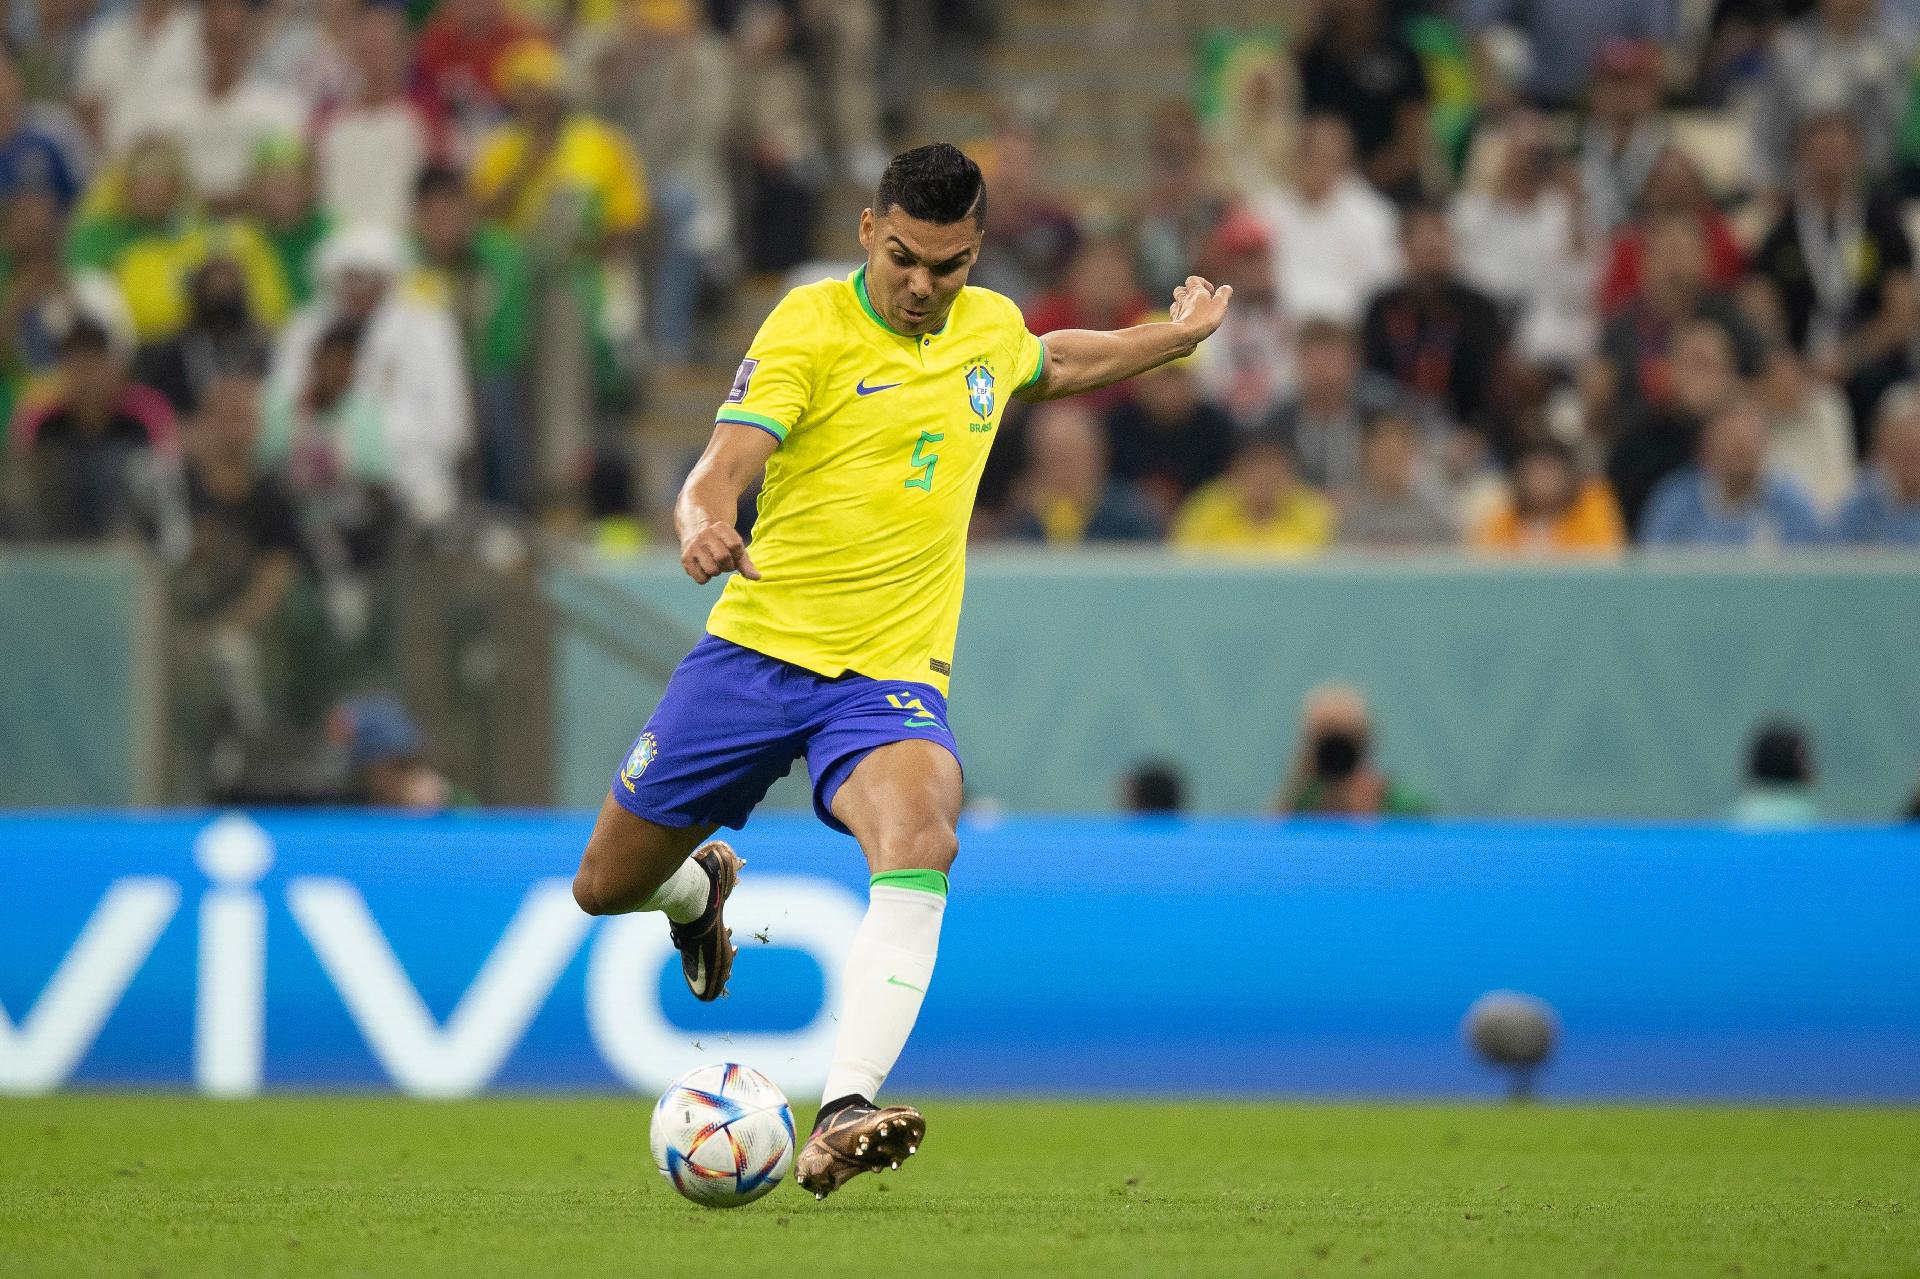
[1168,275,1232,345]
[681,520,760,585]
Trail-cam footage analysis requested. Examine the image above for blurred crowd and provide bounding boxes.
[973,0,1920,556]
[3,0,1919,803]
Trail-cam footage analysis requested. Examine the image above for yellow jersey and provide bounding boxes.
[707,267,1046,694]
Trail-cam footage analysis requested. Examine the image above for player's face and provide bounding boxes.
[859,207,983,336]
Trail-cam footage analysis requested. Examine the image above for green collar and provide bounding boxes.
[851,265,948,338]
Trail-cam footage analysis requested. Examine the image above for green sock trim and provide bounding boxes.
[870,868,949,897]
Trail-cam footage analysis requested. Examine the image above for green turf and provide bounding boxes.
[2,1097,1916,1278]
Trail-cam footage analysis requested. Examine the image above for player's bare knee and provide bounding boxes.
[873,822,958,875]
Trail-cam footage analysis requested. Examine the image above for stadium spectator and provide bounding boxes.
[65,137,291,343]
[257,0,360,112]
[1833,384,1920,542]
[1250,114,1399,325]
[1361,201,1505,438]
[1749,109,1915,454]
[1335,408,1456,548]
[1205,35,1301,200]
[1102,349,1234,531]
[1606,316,1743,535]
[148,0,307,212]
[1593,213,1758,423]
[1004,402,1157,544]
[1296,0,1430,200]
[0,189,74,430]
[1450,109,1594,372]
[1597,148,1746,317]
[1189,207,1295,429]
[5,314,175,540]
[472,37,644,484]
[0,49,78,211]
[1273,683,1432,816]
[261,315,399,656]
[246,136,332,308]
[1472,437,1627,554]
[1730,721,1821,827]
[1750,0,1913,194]
[1134,101,1229,305]
[73,0,203,154]
[1121,760,1187,815]
[576,0,733,362]
[1025,234,1148,415]
[271,223,471,526]
[410,164,534,510]
[1640,398,1826,547]
[1264,318,1406,493]
[1171,428,1334,554]
[314,4,444,234]
[157,369,304,786]
[1577,38,1670,238]
[132,257,272,416]
[12,0,94,107]
[729,3,826,273]
[973,120,1078,306]
[1757,344,1857,513]
[417,0,531,153]
[1461,0,1674,110]
[331,693,456,810]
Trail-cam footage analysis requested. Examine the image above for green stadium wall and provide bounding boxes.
[549,553,1920,821]
[0,548,161,807]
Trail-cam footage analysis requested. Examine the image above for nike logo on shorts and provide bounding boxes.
[856,378,902,396]
[903,716,939,728]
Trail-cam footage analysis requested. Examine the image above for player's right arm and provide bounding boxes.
[675,286,823,585]
[675,423,777,584]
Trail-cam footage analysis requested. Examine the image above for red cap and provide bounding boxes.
[1207,206,1271,259]
[1594,38,1659,80]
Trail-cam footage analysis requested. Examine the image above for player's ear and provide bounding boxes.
[858,209,875,252]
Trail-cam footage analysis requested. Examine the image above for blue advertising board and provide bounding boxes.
[2,814,1915,1100]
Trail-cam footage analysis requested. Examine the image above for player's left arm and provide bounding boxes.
[1016,276,1232,402]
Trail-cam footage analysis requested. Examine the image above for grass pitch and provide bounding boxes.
[2,1097,1915,1278]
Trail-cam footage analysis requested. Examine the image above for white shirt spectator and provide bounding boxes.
[151,79,308,203]
[271,226,473,526]
[1452,187,1596,367]
[75,1,203,154]
[315,100,435,232]
[1251,178,1399,324]
[1761,356,1858,513]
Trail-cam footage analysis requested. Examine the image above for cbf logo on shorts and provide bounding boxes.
[964,363,995,420]
[620,732,659,792]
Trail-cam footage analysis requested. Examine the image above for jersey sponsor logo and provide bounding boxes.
[855,377,903,396]
[619,732,659,792]
[928,658,951,676]
[725,359,758,403]
[965,364,995,419]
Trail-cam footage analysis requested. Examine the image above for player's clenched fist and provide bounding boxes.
[681,520,760,584]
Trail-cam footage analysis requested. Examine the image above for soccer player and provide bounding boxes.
[570,143,1230,1198]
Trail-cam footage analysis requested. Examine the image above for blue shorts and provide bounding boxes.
[610,634,961,836]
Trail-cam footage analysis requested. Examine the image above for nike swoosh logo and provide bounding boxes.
[903,717,939,728]
[886,976,926,993]
[856,379,902,396]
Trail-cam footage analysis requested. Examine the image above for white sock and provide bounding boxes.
[820,873,948,1105]
[640,857,710,924]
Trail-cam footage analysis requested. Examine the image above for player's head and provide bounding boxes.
[859,142,986,337]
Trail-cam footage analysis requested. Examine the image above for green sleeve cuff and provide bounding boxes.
[716,408,790,442]
[870,868,950,897]
[1016,338,1047,391]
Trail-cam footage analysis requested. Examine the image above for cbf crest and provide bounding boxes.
[619,731,658,792]
[964,363,996,420]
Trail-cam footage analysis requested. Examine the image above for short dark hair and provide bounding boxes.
[1124,761,1187,814]
[58,316,113,357]
[1748,721,1813,785]
[874,143,986,228]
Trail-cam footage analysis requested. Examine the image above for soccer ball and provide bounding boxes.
[649,1062,796,1207]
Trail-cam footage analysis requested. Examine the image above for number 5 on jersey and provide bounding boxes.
[904,430,943,491]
